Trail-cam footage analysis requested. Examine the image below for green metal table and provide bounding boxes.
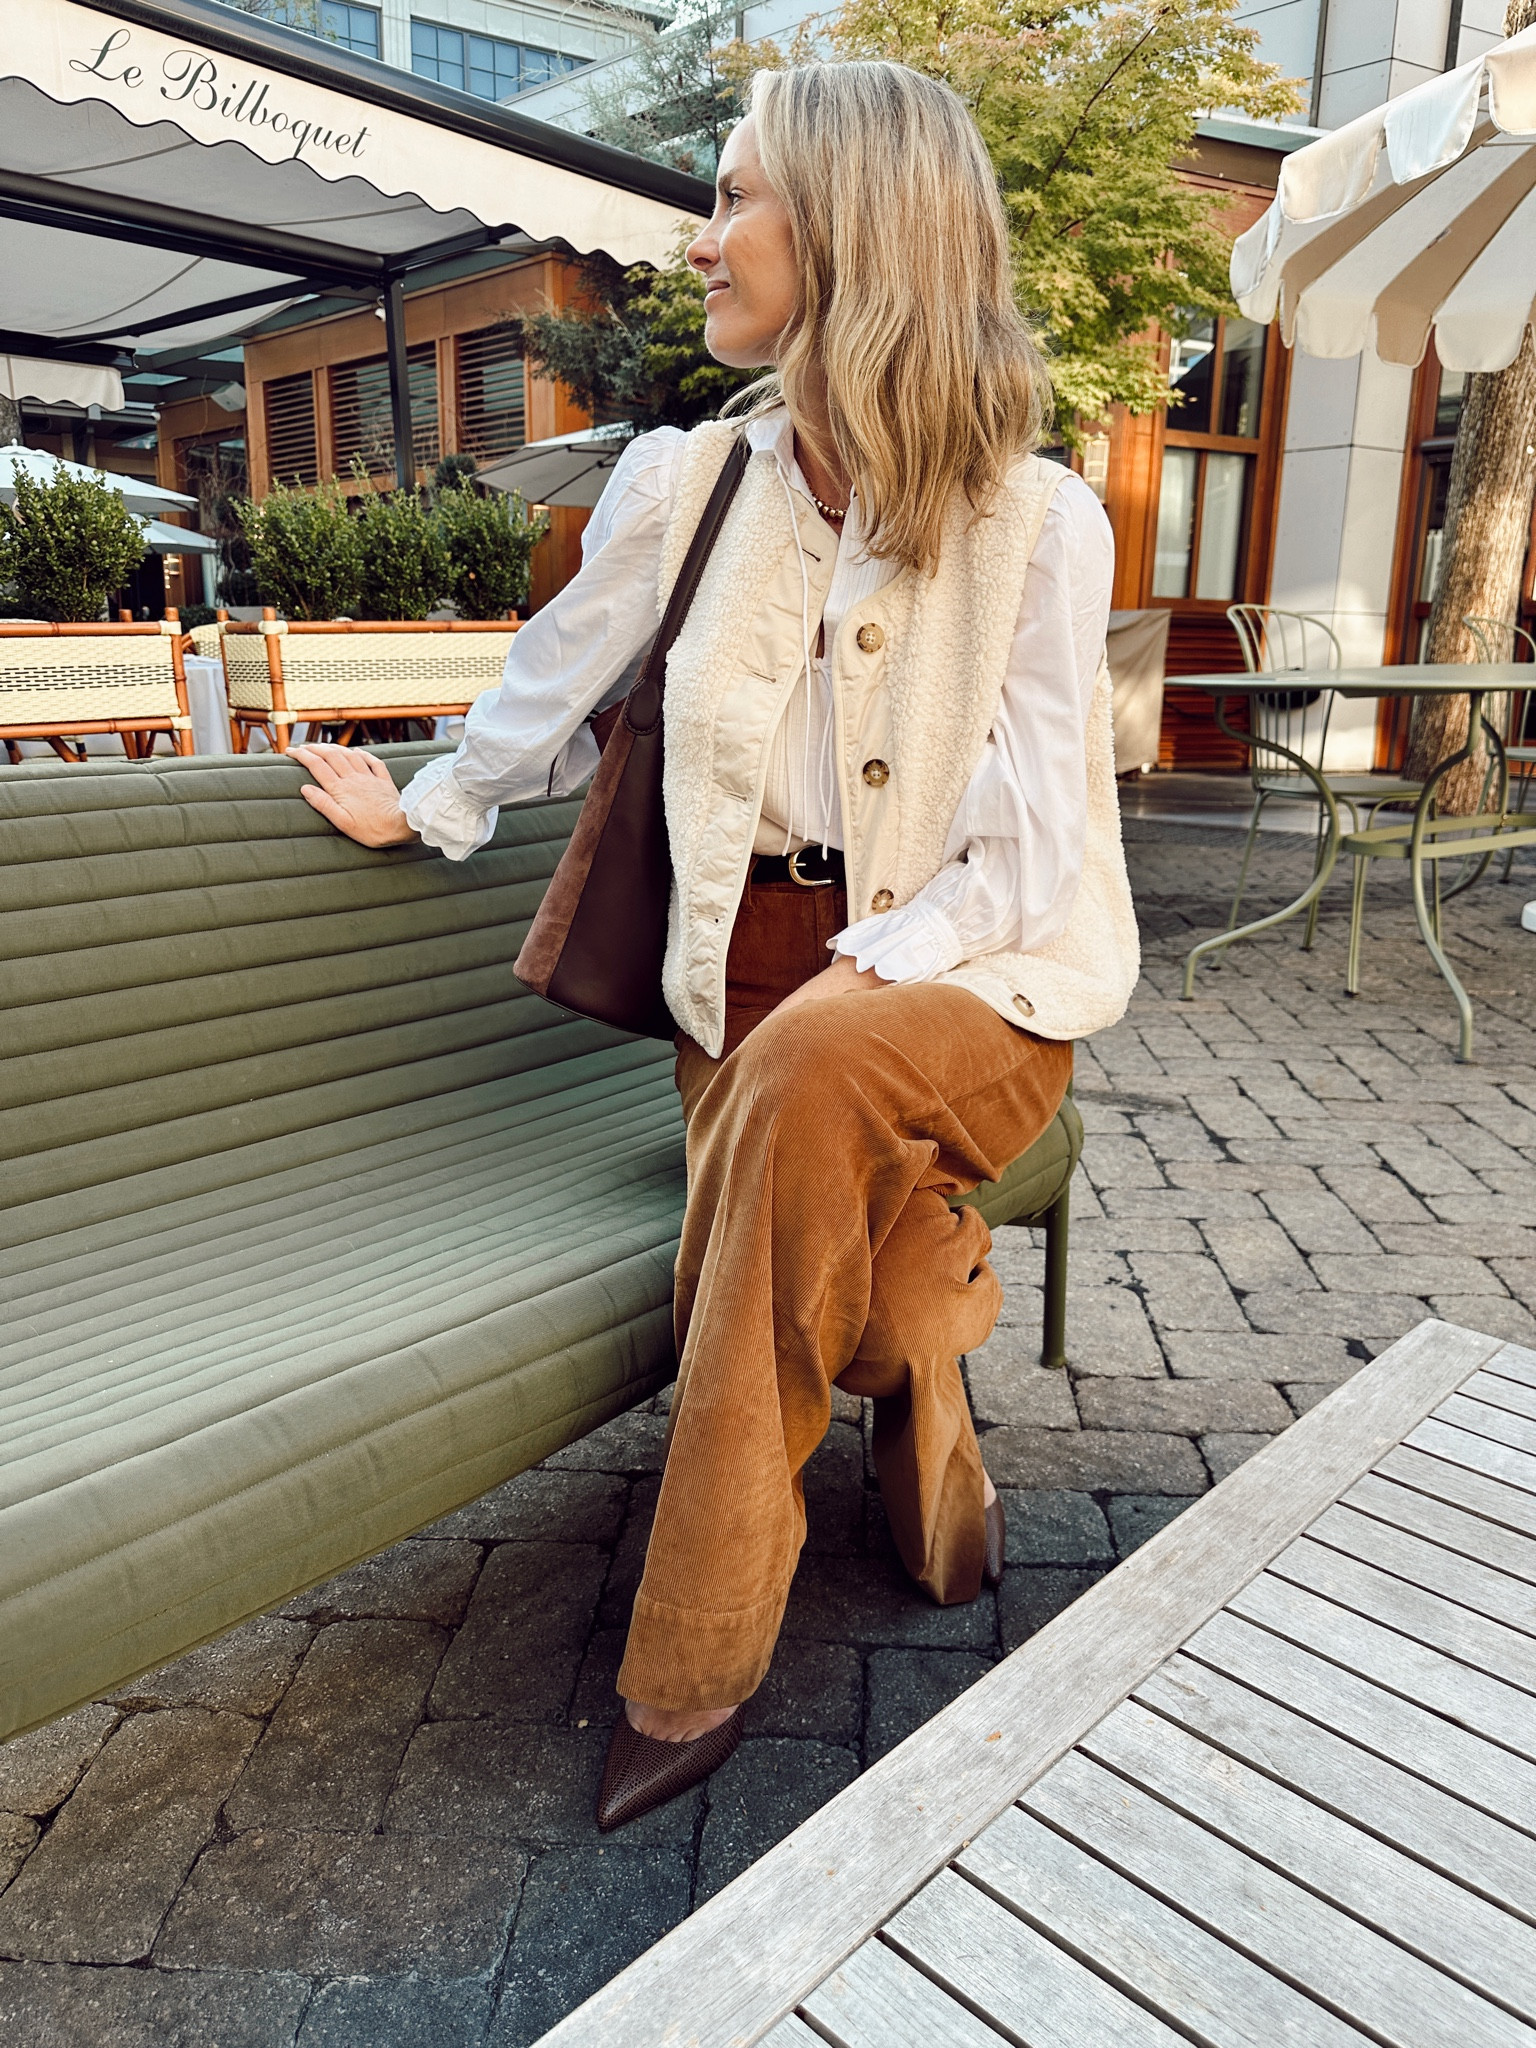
[1177,666,1536,1061]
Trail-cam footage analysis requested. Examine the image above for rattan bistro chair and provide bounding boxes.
[1225,605,1421,947]
[0,618,194,763]
[217,613,521,753]
[1463,615,1536,881]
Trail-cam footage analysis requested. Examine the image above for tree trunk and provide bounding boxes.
[0,394,19,446]
[1406,0,1536,810]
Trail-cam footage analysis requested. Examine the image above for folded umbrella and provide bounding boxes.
[1232,23,1536,371]
[0,444,196,517]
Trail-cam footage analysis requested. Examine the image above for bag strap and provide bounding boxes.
[624,434,750,736]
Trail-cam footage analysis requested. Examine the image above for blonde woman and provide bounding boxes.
[296,60,1137,1834]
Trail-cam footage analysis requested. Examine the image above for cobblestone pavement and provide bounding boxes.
[3,814,1535,2047]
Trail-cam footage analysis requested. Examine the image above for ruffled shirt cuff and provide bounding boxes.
[833,896,966,983]
[400,754,498,863]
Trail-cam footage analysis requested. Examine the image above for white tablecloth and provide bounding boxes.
[183,655,237,755]
[1105,609,1170,777]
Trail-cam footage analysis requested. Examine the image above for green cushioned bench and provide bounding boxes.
[0,746,1081,1741]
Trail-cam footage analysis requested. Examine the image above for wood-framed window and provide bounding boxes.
[1130,307,1290,768]
[1152,311,1270,603]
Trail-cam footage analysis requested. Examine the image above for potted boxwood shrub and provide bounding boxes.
[433,468,548,619]
[0,463,148,621]
[237,478,362,620]
[353,470,451,620]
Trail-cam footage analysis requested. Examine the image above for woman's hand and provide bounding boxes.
[772,952,890,1017]
[291,743,419,848]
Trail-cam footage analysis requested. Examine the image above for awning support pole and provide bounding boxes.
[383,274,415,491]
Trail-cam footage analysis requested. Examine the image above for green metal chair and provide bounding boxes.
[1338,626,1536,1057]
[1225,605,1421,947]
[1463,615,1536,882]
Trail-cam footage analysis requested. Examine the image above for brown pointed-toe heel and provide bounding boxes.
[982,1495,1006,1589]
[596,1706,745,1834]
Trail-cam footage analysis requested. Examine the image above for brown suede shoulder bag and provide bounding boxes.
[513,434,749,1039]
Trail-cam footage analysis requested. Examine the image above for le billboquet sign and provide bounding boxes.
[72,25,372,165]
[10,0,697,272]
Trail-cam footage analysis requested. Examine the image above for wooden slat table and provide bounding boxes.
[536,1321,1536,2047]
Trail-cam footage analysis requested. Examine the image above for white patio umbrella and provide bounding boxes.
[138,517,217,555]
[0,444,195,517]
[477,425,635,507]
[1232,24,1536,371]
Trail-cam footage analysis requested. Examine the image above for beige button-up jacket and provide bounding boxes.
[658,423,1140,1060]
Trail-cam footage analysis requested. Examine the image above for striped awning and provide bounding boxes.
[1232,24,1536,372]
[1,0,709,357]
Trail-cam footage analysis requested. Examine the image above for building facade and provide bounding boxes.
[159,246,596,611]
[155,0,1533,772]
[255,0,666,93]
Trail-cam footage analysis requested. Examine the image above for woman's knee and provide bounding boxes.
[724,995,884,1120]
[857,1199,1002,1371]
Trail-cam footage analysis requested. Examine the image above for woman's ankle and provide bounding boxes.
[982,1468,997,1509]
[624,1698,739,1743]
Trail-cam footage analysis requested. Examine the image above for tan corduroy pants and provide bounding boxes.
[616,878,1073,1712]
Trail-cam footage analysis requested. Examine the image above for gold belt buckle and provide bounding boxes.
[786,847,833,888]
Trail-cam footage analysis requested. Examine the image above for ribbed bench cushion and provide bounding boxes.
[0,749,687,1735]
[0,747,1077,1739]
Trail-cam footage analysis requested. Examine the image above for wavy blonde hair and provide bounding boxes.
[730,61,1051,576]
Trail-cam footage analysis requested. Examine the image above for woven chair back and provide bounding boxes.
[0,622,184,731]
[220,618,518,716]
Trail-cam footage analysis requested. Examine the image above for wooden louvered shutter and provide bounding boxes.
[262,373,318,490]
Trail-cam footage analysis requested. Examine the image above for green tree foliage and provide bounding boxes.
[432,454,480,494]
[559,1,1296,436]
[580,1,748,178]
[237,477,362,620]
[829,0,1300,427]
[225,2,328,38]
[0,464,148,622]
[353,470,451,620]
[517,246,756,435]
[434,477,548,619]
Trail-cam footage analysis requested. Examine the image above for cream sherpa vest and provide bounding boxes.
[659,420,1140,1059]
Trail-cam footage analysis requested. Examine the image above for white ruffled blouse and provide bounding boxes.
[401,409,1114,985]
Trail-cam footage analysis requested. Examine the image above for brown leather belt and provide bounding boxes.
[751,847,847,889]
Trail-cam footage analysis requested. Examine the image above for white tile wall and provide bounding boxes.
[1392,0,1456,66]
[1350,354,1416,451]
[1323,0,1404,75]
[1323,689,1386,767]
[1283,354,1365,451]
[1336,446,1411,612]
[1457,25,1507,60]
[1319,55,1397,120]
[1240,0,1328,83]
[1271,444,1355,610]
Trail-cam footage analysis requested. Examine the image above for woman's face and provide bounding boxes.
[687,117,798,369]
